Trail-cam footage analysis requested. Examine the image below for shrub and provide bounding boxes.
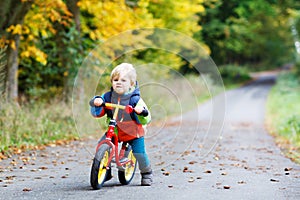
[218,64,251,85]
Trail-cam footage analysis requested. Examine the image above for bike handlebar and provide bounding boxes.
[104,103,134,114]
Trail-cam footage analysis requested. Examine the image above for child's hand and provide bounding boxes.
[94,98,104,106]
[134,106,144,114]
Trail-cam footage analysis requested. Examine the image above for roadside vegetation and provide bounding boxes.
[218,64,251,88]
[266,70,300,163]
[0,100,77,156]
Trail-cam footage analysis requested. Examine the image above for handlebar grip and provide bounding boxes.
[125,105,134,113]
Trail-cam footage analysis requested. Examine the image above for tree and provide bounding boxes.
[0,0,34,102]
[0,45,7,98]
[18,0,75,101]
[198,0,300,68]
[2,0,207,102]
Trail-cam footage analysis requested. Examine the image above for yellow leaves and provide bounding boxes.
[6,24,23,35]
[50,9,61,22]
[12,24,23,35]
[287,8,300,18]
[80,0,158,41]
[10,41,16,50]
[41,30,48,38]
[21,46,47,65]
[25,0,72,37]
[21,50,30,58]
[0,38,6,49]
[89,32,96,41]
[139,0,205,36]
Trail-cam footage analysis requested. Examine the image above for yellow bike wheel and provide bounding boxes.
[118,149,137,185]
[90,144,111,189]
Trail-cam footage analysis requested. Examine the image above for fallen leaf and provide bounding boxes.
[39,166,48,170]
[155,161,165,166]
[5,176,15,180]
[23,187,32,192]
[0,153,7,160]
[183,151,191,156]
[183,166,189,173]
[163,172,170,176]
[188,177,195,183]
[10,160,17,166]
[270,179,279,182]
[188,161,197,165]
[223,185,231,189]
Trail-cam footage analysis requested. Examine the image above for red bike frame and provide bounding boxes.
[94,103,135,168]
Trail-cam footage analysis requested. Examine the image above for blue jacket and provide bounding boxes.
[90,85,151,141]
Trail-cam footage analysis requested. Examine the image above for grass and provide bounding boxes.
[0,100,78,155]
[266,71,300,163]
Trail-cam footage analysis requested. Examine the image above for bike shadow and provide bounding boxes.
[77,181,141,191]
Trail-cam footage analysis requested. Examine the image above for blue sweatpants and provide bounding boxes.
[127,137,151,173]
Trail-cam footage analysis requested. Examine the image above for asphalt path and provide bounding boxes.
[1,73,299,200]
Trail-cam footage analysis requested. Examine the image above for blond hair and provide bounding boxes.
[110,63,137,85]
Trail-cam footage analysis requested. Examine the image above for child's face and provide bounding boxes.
[112,74,132,95]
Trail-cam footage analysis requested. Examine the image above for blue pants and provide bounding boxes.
[127,137,151,173]
[99,135,151,173]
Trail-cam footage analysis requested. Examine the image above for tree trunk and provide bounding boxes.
[6,35,20,101]
[63,0,82,103]
[0,0,33,102]
[66,0,81,32]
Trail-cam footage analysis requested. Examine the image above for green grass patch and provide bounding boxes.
[266,72,300,163]
[0,100,78,154]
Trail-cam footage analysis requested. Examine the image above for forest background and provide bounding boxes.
[0,0,299,161]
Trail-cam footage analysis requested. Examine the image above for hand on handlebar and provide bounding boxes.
[94,98,104,107]
[134,106,149,117]
[103,103,148,116]
[133,106,144,114]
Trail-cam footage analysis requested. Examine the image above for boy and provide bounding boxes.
[89,63,153,186]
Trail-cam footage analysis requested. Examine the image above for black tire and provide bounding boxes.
[118,147,137,185]
[90,144,111,190]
